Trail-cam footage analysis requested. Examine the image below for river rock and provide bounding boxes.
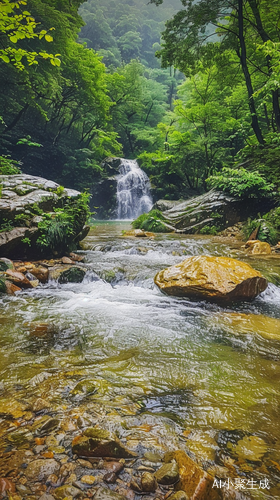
[245,239,271,255]
[53,485,82,499]
[25,459,60,481]
[168,492,189,500]
[210,312,280,341]
[169,450,219,500]
[154,256,267,303]
[94,487,128,500]
[154,461,179,485]
[5,281,21,294]
[72,427,136,458]
[141,471,157,492]
[5,269,33,288]
[49,265,86,283]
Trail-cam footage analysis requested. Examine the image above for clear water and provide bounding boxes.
[1,222,280,498]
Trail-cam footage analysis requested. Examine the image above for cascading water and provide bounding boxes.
[116,159,153,219]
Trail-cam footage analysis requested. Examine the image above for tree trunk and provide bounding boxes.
[237,0,264,145]
[247,0,280,132]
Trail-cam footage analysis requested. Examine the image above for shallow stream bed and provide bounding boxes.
[1,221,280,499]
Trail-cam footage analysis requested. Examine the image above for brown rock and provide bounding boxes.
[5,281,21,294]
[103,461,124,474]
[141,471,157,492]
[154,256,267,303]
[171,450,220,500]
[104,472,117,483]
[0,478,16,495]
[245,239,271,255]
[31,266,49,283]
[72,427,136,458]
[5,269,33,288]
[70,252,85,262]
[61,256,73,264]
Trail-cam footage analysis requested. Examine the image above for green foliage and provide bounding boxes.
[0,0,61,69]
[207,167,275,199]
[36,192,90,254]
[200,225,220,235]
[21,236,31,246]
[132,209,172,233]
[17,136,42,148]
[0,156,21,175]
[244,217,279,246]
[0,219,13,233]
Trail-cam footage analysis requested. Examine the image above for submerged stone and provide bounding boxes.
[210,312,280,341]
[94,487,128,500]
[72,427,137,458]
[169,450,219,500]
[154,461,179,485]
[154,256,267,303]
[25,459,60,481]
[232,435,268,462]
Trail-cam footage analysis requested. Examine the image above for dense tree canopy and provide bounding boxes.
[1,0,280,201]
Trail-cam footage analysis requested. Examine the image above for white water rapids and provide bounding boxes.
[116,159,153,219]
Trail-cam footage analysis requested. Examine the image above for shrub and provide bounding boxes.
[207,167,275,199]
[132,209,172,233]
[244,217,279,245]
[0,156,21,175]
[36,192,90,254]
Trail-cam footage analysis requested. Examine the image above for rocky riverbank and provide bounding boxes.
[0,174,90,259]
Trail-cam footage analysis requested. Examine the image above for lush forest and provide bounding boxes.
[1,0,280,201]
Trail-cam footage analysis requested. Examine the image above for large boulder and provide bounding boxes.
[0,174,89,259]
[161,190,275,233]
[154,256,267,303]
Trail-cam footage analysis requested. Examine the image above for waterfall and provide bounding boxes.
[116,159,153,219]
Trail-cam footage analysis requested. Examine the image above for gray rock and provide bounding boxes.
[0,174,87,259]
[162,189,275,233]
[25,458,60,481]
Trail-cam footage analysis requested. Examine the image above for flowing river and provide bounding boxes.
[1,222,280,498]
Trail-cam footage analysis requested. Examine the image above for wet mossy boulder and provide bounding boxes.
[154,256,267,303]
[72,427,137,458]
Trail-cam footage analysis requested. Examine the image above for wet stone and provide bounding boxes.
[103,461,124,474]
[72,427,136,458]
[25,459,60,481]
[169,492,189,500]
[103,472,117,483]
[154,461,179,485]
[53,485,82,499]
[94,487,128,500]
[32,415,60,435]
[141,471,157,492]
[7,428,33,446]
[33,398,51,412]
[81,474,96,485]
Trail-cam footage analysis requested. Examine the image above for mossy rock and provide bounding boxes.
[58,266,86,284]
